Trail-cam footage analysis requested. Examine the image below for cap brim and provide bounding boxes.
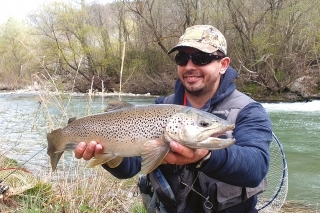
[167,42,219,54]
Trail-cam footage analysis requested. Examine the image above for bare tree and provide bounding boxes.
[0,0,318,97]
[225,0,319,95]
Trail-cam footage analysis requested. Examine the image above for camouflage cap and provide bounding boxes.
[168,25,227,55]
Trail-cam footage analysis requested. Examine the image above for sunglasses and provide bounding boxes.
[175,52,224,66]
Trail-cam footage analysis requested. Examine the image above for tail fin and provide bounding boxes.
[47,129,64,171]
[50,151,64,171]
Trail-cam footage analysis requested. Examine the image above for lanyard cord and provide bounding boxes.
[181,92,214,209]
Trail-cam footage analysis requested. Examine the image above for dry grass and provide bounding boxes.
[279,201,319,213]
[0,159,145,212]
[46,164,142,212]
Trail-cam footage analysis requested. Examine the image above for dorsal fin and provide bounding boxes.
[68,117,77,124]
[104,100,134,112]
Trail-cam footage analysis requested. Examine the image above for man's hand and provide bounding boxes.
[163,141,209,165]
[74,141,103,160]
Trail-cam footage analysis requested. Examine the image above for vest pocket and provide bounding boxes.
[206,181,243,211]
[204,178,267,211]
[244,178,267,199]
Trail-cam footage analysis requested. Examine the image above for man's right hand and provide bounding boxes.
[74,141,104,160]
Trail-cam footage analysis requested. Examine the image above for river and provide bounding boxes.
[0,92,319,205]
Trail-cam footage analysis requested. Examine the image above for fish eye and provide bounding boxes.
[199,120,210,127]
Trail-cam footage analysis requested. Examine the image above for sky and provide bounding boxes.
[0,0,113,24]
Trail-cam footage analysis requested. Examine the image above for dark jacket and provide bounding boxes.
[103,67,273,213]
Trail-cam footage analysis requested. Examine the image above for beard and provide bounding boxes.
[179,69,220,98]
[184,85,205,97]
[181,77,218,97]
[180,75,220,98]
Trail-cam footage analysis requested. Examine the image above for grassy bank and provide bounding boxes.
[0,162,318,213]
[0,148,318,212]
[279,201,319,213]
[0,158,145,212]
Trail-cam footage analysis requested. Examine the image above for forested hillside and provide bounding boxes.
[0,0,319,101]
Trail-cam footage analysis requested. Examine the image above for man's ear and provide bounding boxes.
[220,57,230,74]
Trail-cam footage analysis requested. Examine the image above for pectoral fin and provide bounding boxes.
[87,153,117,168]
[141,139,170,174]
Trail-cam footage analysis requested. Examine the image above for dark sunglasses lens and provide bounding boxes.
[175,52,222,66]
[175,53,189,66]
[192,53,212,65]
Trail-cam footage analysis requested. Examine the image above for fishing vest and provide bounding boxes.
[149,89,267,213]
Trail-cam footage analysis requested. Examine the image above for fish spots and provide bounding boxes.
[48,103,235,172]
[62,104,202,146]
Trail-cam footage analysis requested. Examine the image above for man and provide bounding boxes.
[74,25,272,213]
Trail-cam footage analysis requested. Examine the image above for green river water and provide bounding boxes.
[0,93,319,205]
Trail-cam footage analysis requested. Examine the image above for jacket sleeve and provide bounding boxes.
[155,96,165,104]
[198,102,272,187]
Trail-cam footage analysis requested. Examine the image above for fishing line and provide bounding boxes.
[0,96,46,194]
[0,146,46,194]
[0,100,43,162]
[0,142,20,159]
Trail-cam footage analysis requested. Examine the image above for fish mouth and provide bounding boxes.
[210,125,234,139]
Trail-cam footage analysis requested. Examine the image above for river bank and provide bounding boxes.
[2,88,320,103]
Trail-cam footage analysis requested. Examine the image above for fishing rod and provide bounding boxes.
[0,146,46,195]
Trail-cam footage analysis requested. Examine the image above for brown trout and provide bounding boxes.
[47,102,235,174]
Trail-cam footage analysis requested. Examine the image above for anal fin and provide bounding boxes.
[105,157,123,168]
[87,153,116,168]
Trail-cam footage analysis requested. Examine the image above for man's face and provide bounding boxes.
[176,47,228,97]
